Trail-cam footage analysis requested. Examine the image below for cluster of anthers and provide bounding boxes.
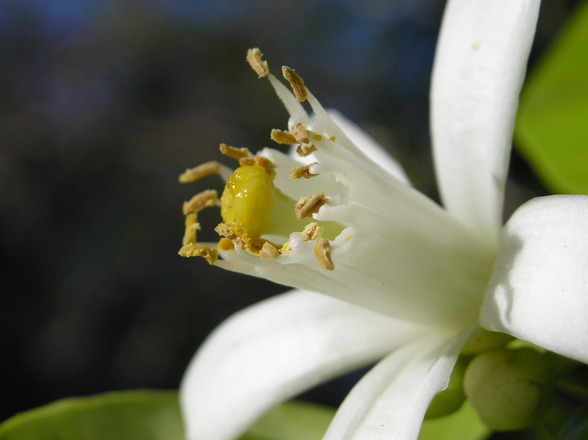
[178,48,338,271]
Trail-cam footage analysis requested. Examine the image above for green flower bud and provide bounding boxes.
[464,348,553,431]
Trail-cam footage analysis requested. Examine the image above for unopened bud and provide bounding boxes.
[464,348,553,431]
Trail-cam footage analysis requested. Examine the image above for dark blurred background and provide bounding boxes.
[0,0,581,427]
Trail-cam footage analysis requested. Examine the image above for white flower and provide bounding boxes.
[179,0,588,439]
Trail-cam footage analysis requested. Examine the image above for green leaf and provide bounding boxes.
[0,390,184,440]
[238,401,335,440]
[418,400,491,440]
[515,1,588,194]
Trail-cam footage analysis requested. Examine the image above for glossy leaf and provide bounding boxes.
[0,390,184,440]
[239,401,335,440]
[515,1,588,193]
[418,400,490,440]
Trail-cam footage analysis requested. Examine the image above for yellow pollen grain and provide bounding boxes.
[246,48,269,77]
[295,193,327,220]
[282,66,307,102]
[218,237,234,251]
[183,190,218,215]
[220,143,251,159]
[178,243,218,264]
[270,129,297,145]
[179,161,221,183]
[302,222,322,241]
[296,143,318,157]
[259,242,279,260]
[290,122,309,143]
[290,162,319,179]
[314,238,334,270]
[182,212,200,245]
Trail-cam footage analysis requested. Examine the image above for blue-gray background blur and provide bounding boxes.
[0,0,579,429]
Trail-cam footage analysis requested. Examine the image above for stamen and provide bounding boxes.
[179,161,221,183]
[238,156,275,176]
[302,223,322,241]
[270,129,297,145]
[295,193,327,220]
[246,48,269,78]
[290,122,309,143]
[178,243,218,264]
[314,238,334,270]
[290,162,319,179]
[183,212,200,245]
[183,190,218,215]
[220,143,251,159]
[296,143,318,157]
[259,242,279,260]
[282,66,308,102]
[218,237,234,251]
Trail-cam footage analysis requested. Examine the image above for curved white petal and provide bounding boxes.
[326,110,410,184]
[481,195,588,364]
[180,289,435,440]
[431,0,540,243]
[324,329,472,439]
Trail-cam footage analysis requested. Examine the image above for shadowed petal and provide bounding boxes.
[323,330,472,439]
[180,289,435,440]
[481,195,588,364]
[431,0,540,244]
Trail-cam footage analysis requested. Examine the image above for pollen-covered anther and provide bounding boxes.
[290,122,309,143]
[290,162,319,179]
[183,190,218,215]
[178,243,218,264]
[220,143,251,159]
[246,48,269,78]
[179,161,221,183]
[259,242,279,260]
[183,212,200,245]
[270,129,297,145]
[314,238,334,270]
[296,143,318,157]
[282,66,307,102]
[238,156,276,176]
[295,193,327,220]
[302,222,322,241]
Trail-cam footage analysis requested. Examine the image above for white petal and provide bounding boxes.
[326,110,410,184]
[430,0,540,243]
[324,330,472,439]
[481,195,588,364]
[180,289,435,440]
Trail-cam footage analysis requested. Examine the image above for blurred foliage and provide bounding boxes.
[516,0,588,194]
[0,2,583,440]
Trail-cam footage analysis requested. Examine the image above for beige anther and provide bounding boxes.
[183,190,218,215]
[290,162,318,179]
[282,66,307,102]
[183,212,200,245]
[259,242,279,260]
[178,243,218,264]
[179,161,221,183]
[314,238,334,270]
[247,48,269,77]
[270,129,297,145]
[220,143,251,159]
[302,223,322,241]
[290,122,309,143]
[238,156,275,175]
[295,193,327,220]
[296,143,318,157]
